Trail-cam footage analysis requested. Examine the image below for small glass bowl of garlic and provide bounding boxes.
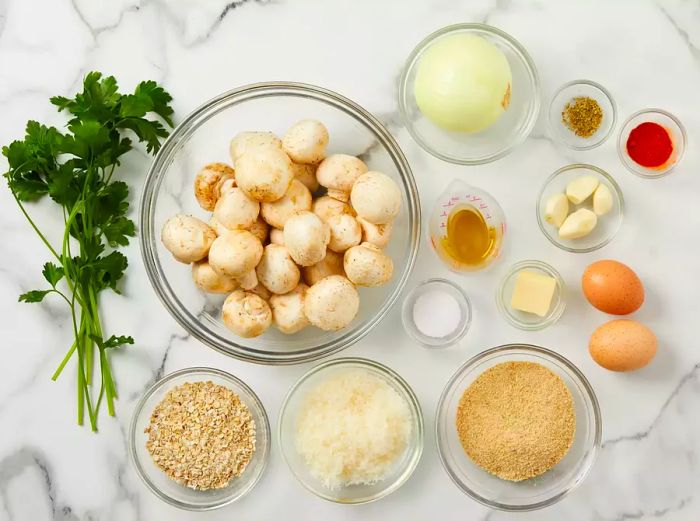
[536,164,624,253]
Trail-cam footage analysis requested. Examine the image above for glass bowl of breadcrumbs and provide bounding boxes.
[435,344,601,511]
[129,367,271,510]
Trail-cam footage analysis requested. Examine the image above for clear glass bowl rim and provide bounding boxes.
[401,278,473,347]
[139,81,421,365]
[277,356,425,504]
[616,107,687,179]
[435,343,602,512]
[398,22,541,165]
[496,260,567,331]
[536,163,625,253]
[128,366,271,511]
[547,79,617,151]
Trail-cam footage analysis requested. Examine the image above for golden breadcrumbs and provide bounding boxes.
[456,361,575,481]
[145,380,256,490]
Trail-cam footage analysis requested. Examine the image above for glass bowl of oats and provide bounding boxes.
[129,367,271,510]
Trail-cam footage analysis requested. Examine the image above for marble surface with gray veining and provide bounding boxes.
[0,0,699,519]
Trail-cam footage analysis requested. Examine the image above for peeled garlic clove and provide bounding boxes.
[566,176,599,204]
[544,193,569,228]
[593,184,613,216]
[559,209,598,239]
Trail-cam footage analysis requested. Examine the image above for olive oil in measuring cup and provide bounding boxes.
[429,181,506,272]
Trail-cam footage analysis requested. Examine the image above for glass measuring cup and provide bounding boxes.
[429,180,506,272]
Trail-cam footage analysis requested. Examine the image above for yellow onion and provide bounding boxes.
[414,34,512,133]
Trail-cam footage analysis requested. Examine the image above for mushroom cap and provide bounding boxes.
[316,154,368,202]
[350,171,401,224]
[192,260,238,294]
[260,179,312,229]
[161,214,216,264]
[193,163,235,211]
[256,244,301,295]
[301,250,345,286]
[291,162,319,193]
[327,214,362,253]
[247,216,270,244]
[282,119,329,164]
[283,211,330,267]
[229,131,282,165]
[311,195,355,223]
[213,186,260,230]
[235,146,294,202]
[208,229,263,278]
[222,290,272,338]
[343,242,394,286]
[269,228,285,246]
[270,283,309,334]
[304,275,360,331]
[357,217,393,248]
[236,269,259,290]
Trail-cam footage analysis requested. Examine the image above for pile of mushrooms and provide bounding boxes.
[161,119,401,338]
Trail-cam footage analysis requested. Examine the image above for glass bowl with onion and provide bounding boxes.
[536,164,624,253]
[278,357,424,504]
[140,82,421,365]
[129,367,271,511]
[436,344,601,511]
[399,23,540,164]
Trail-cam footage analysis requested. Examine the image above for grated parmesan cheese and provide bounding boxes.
[295,369,412,490]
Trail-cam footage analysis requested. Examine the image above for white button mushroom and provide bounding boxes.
[304,275,360,331]
[213,186,260,230]
[249,282,271,301]
[291,162,319,193]
[236,269,259,291]
[316,154,368,202]
[327,214,362,253]
[311,195,355,223]
[269,228,285,246]
[247,216,270,244]
[208,230,263,279]
[270,284,310,334]
[350,171,401,224]
[191,260,238,294]
[161,214,216,264]
[256,244,301,295]
[235,146,294,202]
[343,242,394,286]
[357,217,393,248]
[222,290,272,338]
[229,131,282,165]
[260,179,312,229]
[282,119,329,164]
[193,163,235,211]
[302,250,345,286]
[283,211,330,267]
[217,176,236,196]
[208,216,229,237]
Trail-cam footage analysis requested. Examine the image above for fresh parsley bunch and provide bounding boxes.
[3,72,174,430]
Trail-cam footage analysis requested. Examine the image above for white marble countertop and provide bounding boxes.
[1,0,699,519]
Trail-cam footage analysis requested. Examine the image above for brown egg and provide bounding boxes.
[589,319,657,371]
[582,260,644,315]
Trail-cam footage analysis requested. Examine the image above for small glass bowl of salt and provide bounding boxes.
[402,279,472,348]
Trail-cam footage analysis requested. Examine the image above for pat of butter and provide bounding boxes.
[510,270,557,317]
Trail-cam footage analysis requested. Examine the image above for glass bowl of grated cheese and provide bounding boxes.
[278,357,424,504]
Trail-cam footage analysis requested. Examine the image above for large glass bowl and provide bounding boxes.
[399,23,540,164]
[129,367,271,511]
[278,357,424,504]
[140,82,420,364]
[436,344,601,511]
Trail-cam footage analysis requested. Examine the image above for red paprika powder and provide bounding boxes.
[626,122,673,168]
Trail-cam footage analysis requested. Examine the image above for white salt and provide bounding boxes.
[412,289,462,338]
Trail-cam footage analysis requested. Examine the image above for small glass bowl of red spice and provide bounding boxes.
[548,80,616,150]
[618,109,686,178]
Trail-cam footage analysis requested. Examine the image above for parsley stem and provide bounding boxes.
[10,191,61,261]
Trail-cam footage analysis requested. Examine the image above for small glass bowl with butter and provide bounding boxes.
[497,260,566,330]
[536,164,624,253]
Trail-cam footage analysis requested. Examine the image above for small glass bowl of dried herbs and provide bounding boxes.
[129,367,271,511]
[548,79,616,150]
